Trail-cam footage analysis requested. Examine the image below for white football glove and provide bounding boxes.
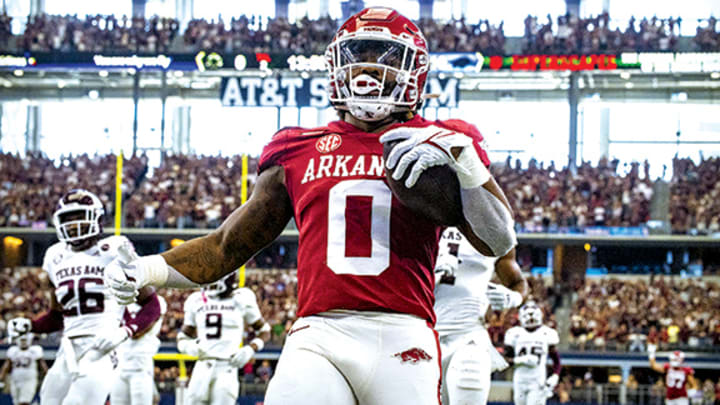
[177,335,200,357]
[105,244,168,305]
[92,326,132,355]
[486,282,523,311]
[647,343,657,360]
[7,317,31,342]
[229,346,255,368]
[513,354,537,367]
[434,253,459,286]
[379,125,491,189]
[546,373,559,390]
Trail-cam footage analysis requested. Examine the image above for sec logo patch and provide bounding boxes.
[315,134,342,153]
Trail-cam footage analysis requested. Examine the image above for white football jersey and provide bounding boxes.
[183,288,262,360]
[434,227,496,336]
[504,325,559,382]
[116,295,167,372]
[42,236,129,337]
[7,345,43,381]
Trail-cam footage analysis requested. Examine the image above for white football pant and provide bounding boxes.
[10,377,38,404]
[186,360,239,405]
[513,379,547,405]
[440,329,499,405]
[111,369,155,405]
[264,311,441,405]
[40,336,115,405]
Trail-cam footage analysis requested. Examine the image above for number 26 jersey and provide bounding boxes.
[42,236,129,337]
[259,115,490,324]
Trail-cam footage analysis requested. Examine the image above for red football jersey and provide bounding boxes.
[258,115,490,324]
[663,364,694,399]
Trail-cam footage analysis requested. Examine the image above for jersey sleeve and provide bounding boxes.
[32,346,44,359]
[41,243,63,285]
[503,327,518,347]
[182,293,199,327]
[6,346,17,360]
[236,288,263,325]
[545,327,560,346]
[663,363,670,372]
[102,235,135,258]
[258,128,299,174]
[685,367,694,376]
[438,119,491,168]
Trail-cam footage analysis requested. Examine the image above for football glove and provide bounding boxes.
[229,346,255,368]
[177,334,200,357]
[513,354,537,367]
[379,125,491,189]
[105,244,167,305]
[7,317,31,342]
[647,343,657,360]
[546,373,559,390]
[92,326,132,355]
[487,282,523,311]
[434,252,458,286]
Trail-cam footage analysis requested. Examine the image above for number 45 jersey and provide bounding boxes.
[42,236,129,338]
[504,325,560,382]
[182,289,263,360]
[259,115,490,324]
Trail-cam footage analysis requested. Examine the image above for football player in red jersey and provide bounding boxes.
[648,346,698,405]
[105,7,520,404]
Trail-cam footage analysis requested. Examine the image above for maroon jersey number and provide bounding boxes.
[327,179,391,276]
[56,278,105,316]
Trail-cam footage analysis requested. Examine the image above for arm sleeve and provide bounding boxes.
[238,289,263,325]
[183,295,197,327]
[124,292,162,338]
[31,310,64,333]
[549,347,562,375]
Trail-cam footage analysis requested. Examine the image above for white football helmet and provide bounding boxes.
[326,7,430,122]
[53,189,104,244]
[669,350,685,368]
[519,301,543,329]
[203,272,237,298]
[16,332,33,349]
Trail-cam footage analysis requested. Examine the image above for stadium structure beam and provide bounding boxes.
[568,71,579,169]
[418,0,434,19]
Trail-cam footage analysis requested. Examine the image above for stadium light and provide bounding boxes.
[711,72,720,79]
[3,236,23,247]
[170,238,185,248]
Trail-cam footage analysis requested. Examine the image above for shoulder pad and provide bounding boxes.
[97,235,133,255]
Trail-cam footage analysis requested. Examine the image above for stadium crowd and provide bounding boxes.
[0,152,147,228]
[568,277,720,352]
[493,157,654,231]
[670,156,720,235]
[522,13,684,54]
[2,13,719,54]
[18,14,178,53]
[6,152,718,234]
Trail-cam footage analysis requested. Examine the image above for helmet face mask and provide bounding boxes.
[203,272,237,298]
[53,189,104,246]
[326,7,429,122]
[519,302,543,329]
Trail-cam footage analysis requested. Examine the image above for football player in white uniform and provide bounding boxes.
[6,189,163,405]
[111,295,168,405]
[435,227,528,405]
[0,334,47,405]
[177,272,270,405]
[503,302,562,405]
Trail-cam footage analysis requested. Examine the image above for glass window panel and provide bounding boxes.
[189,102,277,157]
[44,0,132,17]
[193,1,274,22]
[465,0,566,36]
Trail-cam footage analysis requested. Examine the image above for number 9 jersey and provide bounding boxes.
[258,115,489,324]
[42,236,129,337]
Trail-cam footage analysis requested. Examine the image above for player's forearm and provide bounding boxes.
[460,178,517,257]
[495,249,529,300]
[31,309,64,333]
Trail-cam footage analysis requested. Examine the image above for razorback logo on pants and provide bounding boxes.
[394,348,433,364]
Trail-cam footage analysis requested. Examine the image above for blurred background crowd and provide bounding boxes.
[4,152,718,235]
[1,12,719,53]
